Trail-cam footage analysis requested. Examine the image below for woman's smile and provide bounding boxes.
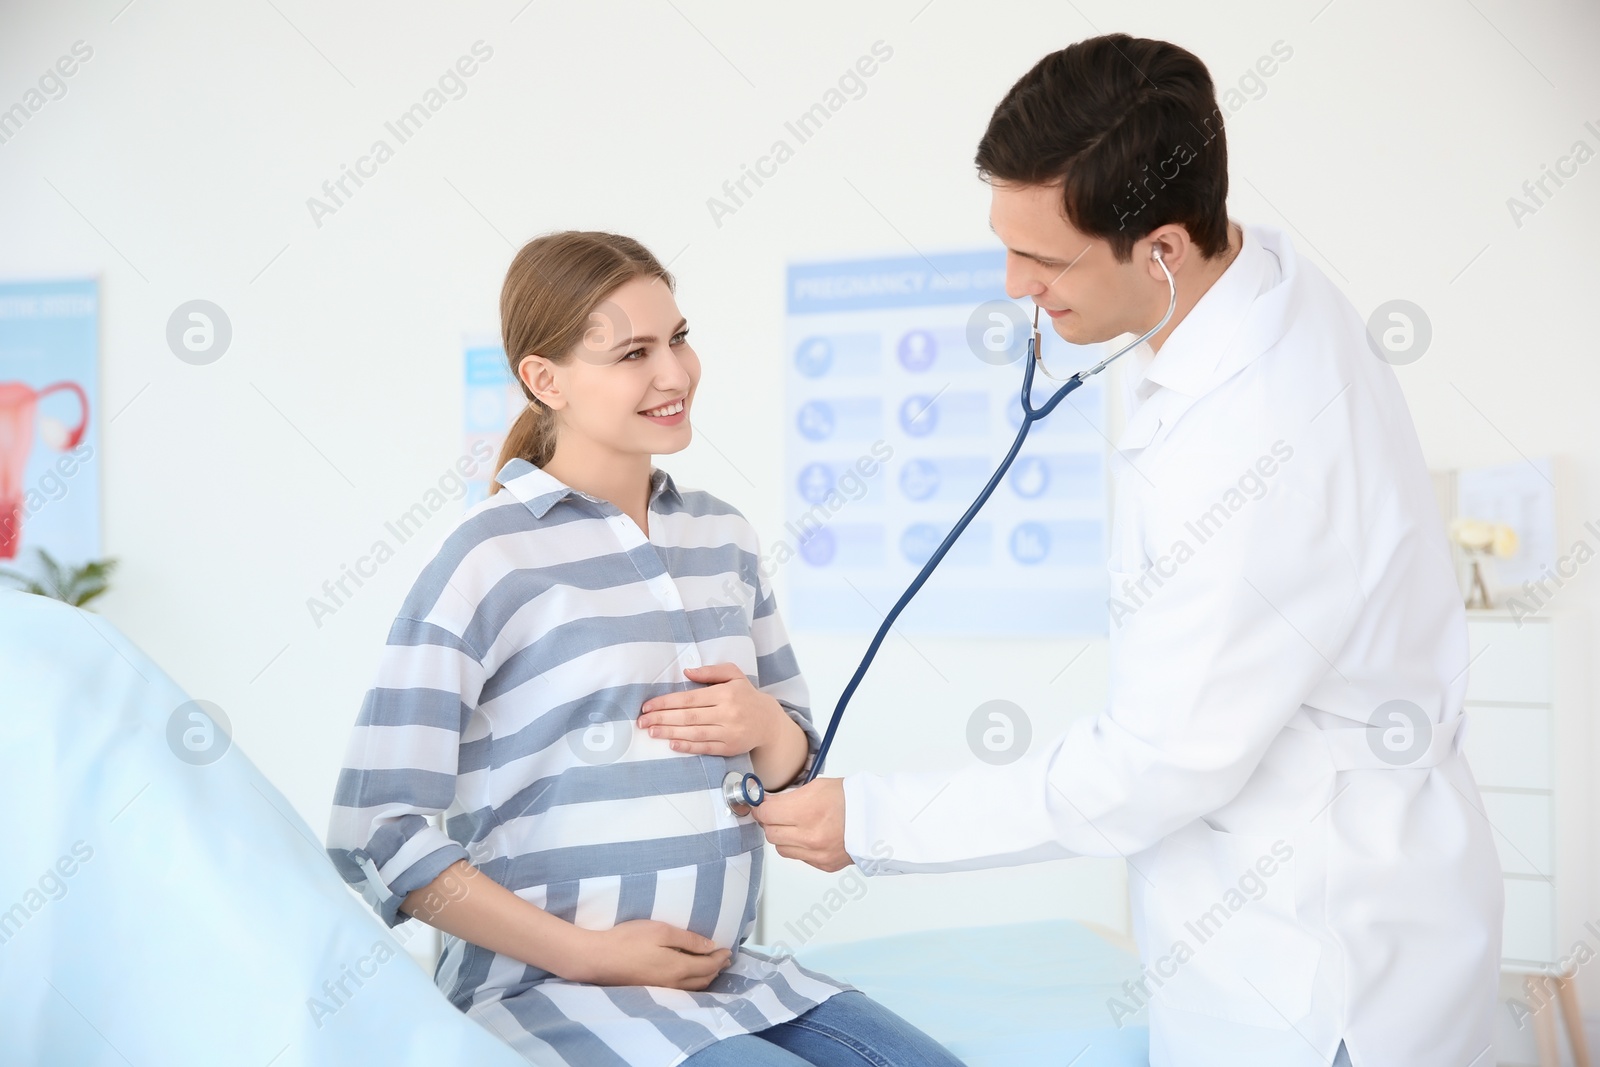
[639,397,688,427]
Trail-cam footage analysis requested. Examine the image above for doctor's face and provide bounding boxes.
[989,179,1160,347]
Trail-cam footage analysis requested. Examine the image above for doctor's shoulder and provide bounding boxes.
[1276,261,1392,388]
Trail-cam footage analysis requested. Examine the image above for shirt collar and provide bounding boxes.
[494,457,682,519]
[1124,220,1273,403]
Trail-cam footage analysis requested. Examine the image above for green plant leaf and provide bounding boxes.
[0,551,118,607]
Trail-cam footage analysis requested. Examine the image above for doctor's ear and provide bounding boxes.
[518,353,567,411]
[1144,227,1191,278]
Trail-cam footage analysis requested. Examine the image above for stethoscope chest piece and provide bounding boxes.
[722,770,764,816]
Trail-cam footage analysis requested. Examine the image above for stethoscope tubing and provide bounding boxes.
[799,252,1177,785]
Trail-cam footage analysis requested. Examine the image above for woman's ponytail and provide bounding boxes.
[489,402,557,493]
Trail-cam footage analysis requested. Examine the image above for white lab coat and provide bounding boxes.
[842,222,1503,1066]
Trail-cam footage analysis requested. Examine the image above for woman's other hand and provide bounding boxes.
[638,663,809,788]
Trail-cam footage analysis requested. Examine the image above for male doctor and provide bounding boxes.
[753,33,1502,1067]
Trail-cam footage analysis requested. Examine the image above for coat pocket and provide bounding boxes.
[1135,820,1321,1028]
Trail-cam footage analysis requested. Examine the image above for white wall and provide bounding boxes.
[4,0,1599,1036]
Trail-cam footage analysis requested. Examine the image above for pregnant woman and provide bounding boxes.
[325,230,964,1067]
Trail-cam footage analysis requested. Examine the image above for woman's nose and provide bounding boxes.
[654,349,692,393]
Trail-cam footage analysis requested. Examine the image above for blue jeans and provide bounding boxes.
[680,991,966,1067]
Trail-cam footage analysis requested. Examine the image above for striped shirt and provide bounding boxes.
[325,457,853,1066]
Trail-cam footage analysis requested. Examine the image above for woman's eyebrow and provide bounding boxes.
[612,317,689,349]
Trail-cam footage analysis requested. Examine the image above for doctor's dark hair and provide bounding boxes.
[490,231,675,491]
[975,34,1230,262]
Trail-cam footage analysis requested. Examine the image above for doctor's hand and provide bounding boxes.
[751,777,852,873]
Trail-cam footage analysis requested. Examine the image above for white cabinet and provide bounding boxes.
[1461,611,1588,973]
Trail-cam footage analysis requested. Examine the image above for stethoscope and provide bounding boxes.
[724,245,1179,812]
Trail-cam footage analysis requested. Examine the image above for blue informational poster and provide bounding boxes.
[0,279,99,577]
[784,251,1109,636]
[462,338,520,508]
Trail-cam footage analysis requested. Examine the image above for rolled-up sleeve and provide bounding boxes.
[325,615,482,926]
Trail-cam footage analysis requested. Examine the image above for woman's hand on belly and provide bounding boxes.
[638,663,808,788]
[563,920,733,990]
[400,862,730,991]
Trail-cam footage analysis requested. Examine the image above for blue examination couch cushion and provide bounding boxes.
[0,590,528,1067]
[788,918,1151,1065]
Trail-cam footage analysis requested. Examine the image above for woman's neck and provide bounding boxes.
[541,438,655,535]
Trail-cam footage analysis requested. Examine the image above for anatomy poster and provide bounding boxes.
[783,251,1110,636]
[0,278,98,574]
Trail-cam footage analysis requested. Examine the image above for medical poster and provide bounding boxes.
[0,278,99,577]
[784,251,1109,636]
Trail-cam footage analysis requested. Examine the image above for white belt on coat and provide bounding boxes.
[1288,713,1467,771]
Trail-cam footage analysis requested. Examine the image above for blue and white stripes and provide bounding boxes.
[325,457,850,1065]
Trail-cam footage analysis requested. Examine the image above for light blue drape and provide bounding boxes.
[0,589,528,1067]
